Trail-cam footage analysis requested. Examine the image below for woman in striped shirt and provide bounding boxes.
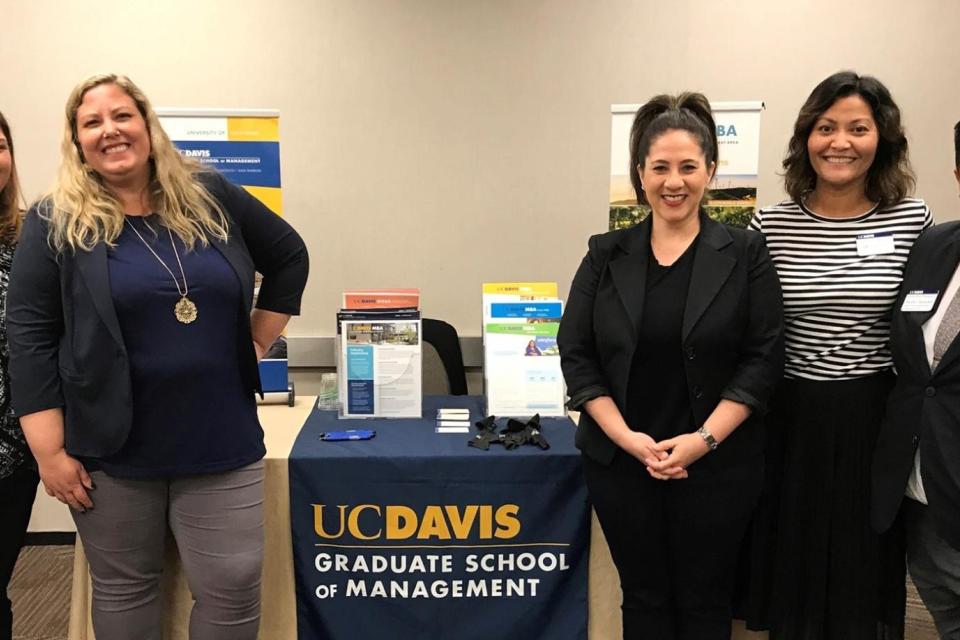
[740,71,931,640]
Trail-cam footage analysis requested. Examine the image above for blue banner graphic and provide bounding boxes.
[489,302,563,319]
[171,141,281,188]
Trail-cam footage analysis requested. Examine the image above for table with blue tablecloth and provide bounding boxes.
[289,395,589,640]
[68,396,636,640]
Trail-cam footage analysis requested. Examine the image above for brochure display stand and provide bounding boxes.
[481,283,566,418]
[336,290,422,418]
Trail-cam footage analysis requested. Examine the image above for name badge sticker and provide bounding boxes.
[856,232,895,256]
[901,290,939,312]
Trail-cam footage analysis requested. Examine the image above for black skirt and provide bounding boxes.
[735,371,906,640]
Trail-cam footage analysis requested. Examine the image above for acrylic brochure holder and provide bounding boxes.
[336,289,422,419]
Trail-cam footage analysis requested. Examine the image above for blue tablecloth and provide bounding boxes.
[289,396,589,640]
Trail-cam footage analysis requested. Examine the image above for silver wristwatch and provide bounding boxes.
[696,426,719,451]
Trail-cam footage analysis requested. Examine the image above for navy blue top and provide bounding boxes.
[90,215,264,477]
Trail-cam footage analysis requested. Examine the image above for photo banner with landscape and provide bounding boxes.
[609,101,763,230]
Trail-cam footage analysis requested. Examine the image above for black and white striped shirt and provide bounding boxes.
[751,198,932,381]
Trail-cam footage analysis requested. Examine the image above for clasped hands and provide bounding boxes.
[618,430,710,480]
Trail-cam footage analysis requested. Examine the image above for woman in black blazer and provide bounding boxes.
[872,130,960,638]
[557,93,783,640]
[7,74,308,640]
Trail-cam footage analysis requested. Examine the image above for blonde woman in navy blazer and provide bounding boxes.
[7,74,307,640]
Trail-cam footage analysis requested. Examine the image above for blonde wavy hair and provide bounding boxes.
[49,73,229,252]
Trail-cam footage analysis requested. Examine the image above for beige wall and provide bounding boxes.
[3,0,959,344]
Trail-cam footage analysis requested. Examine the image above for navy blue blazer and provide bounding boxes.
[557,213,784,469]
[7,171,309,458]
[872,221,960,549]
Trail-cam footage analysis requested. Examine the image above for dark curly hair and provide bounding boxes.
[628,92,717,206]
[783,71,914,208]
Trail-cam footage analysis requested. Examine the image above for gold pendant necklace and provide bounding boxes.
[175,296,198,323]
[124,218,197,324]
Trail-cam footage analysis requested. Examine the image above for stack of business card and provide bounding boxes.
[436,408,471,433]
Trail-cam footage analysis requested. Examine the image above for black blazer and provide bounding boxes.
[872,221,960,549]
[7,171,309,458]
[557,213,784,469]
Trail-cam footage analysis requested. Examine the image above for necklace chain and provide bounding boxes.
[124,218,189,297]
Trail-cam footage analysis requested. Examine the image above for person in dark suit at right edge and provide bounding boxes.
[871,121,960,639]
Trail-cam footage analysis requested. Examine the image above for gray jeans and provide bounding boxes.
[904,498,960,640]
[73,461,265,640]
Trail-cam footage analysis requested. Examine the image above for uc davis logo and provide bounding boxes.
[313,504,521,541]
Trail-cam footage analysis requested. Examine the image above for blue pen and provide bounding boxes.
[319,429,376,441]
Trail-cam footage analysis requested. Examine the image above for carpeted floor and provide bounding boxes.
[905,584,941,640]
[9,546,73,640]
[7,544,943,640]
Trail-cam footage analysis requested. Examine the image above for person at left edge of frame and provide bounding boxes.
[0,110,40,640]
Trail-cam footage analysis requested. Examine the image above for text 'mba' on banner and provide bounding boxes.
[609,101,763,230]
[157,109,283,216]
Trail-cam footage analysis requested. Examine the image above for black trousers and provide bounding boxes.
[0,466,39,640]
[583,450,762,640]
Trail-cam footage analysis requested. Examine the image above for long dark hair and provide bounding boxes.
[628,92,718,205]
[0,110,22,243]
[783,71,914,208]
